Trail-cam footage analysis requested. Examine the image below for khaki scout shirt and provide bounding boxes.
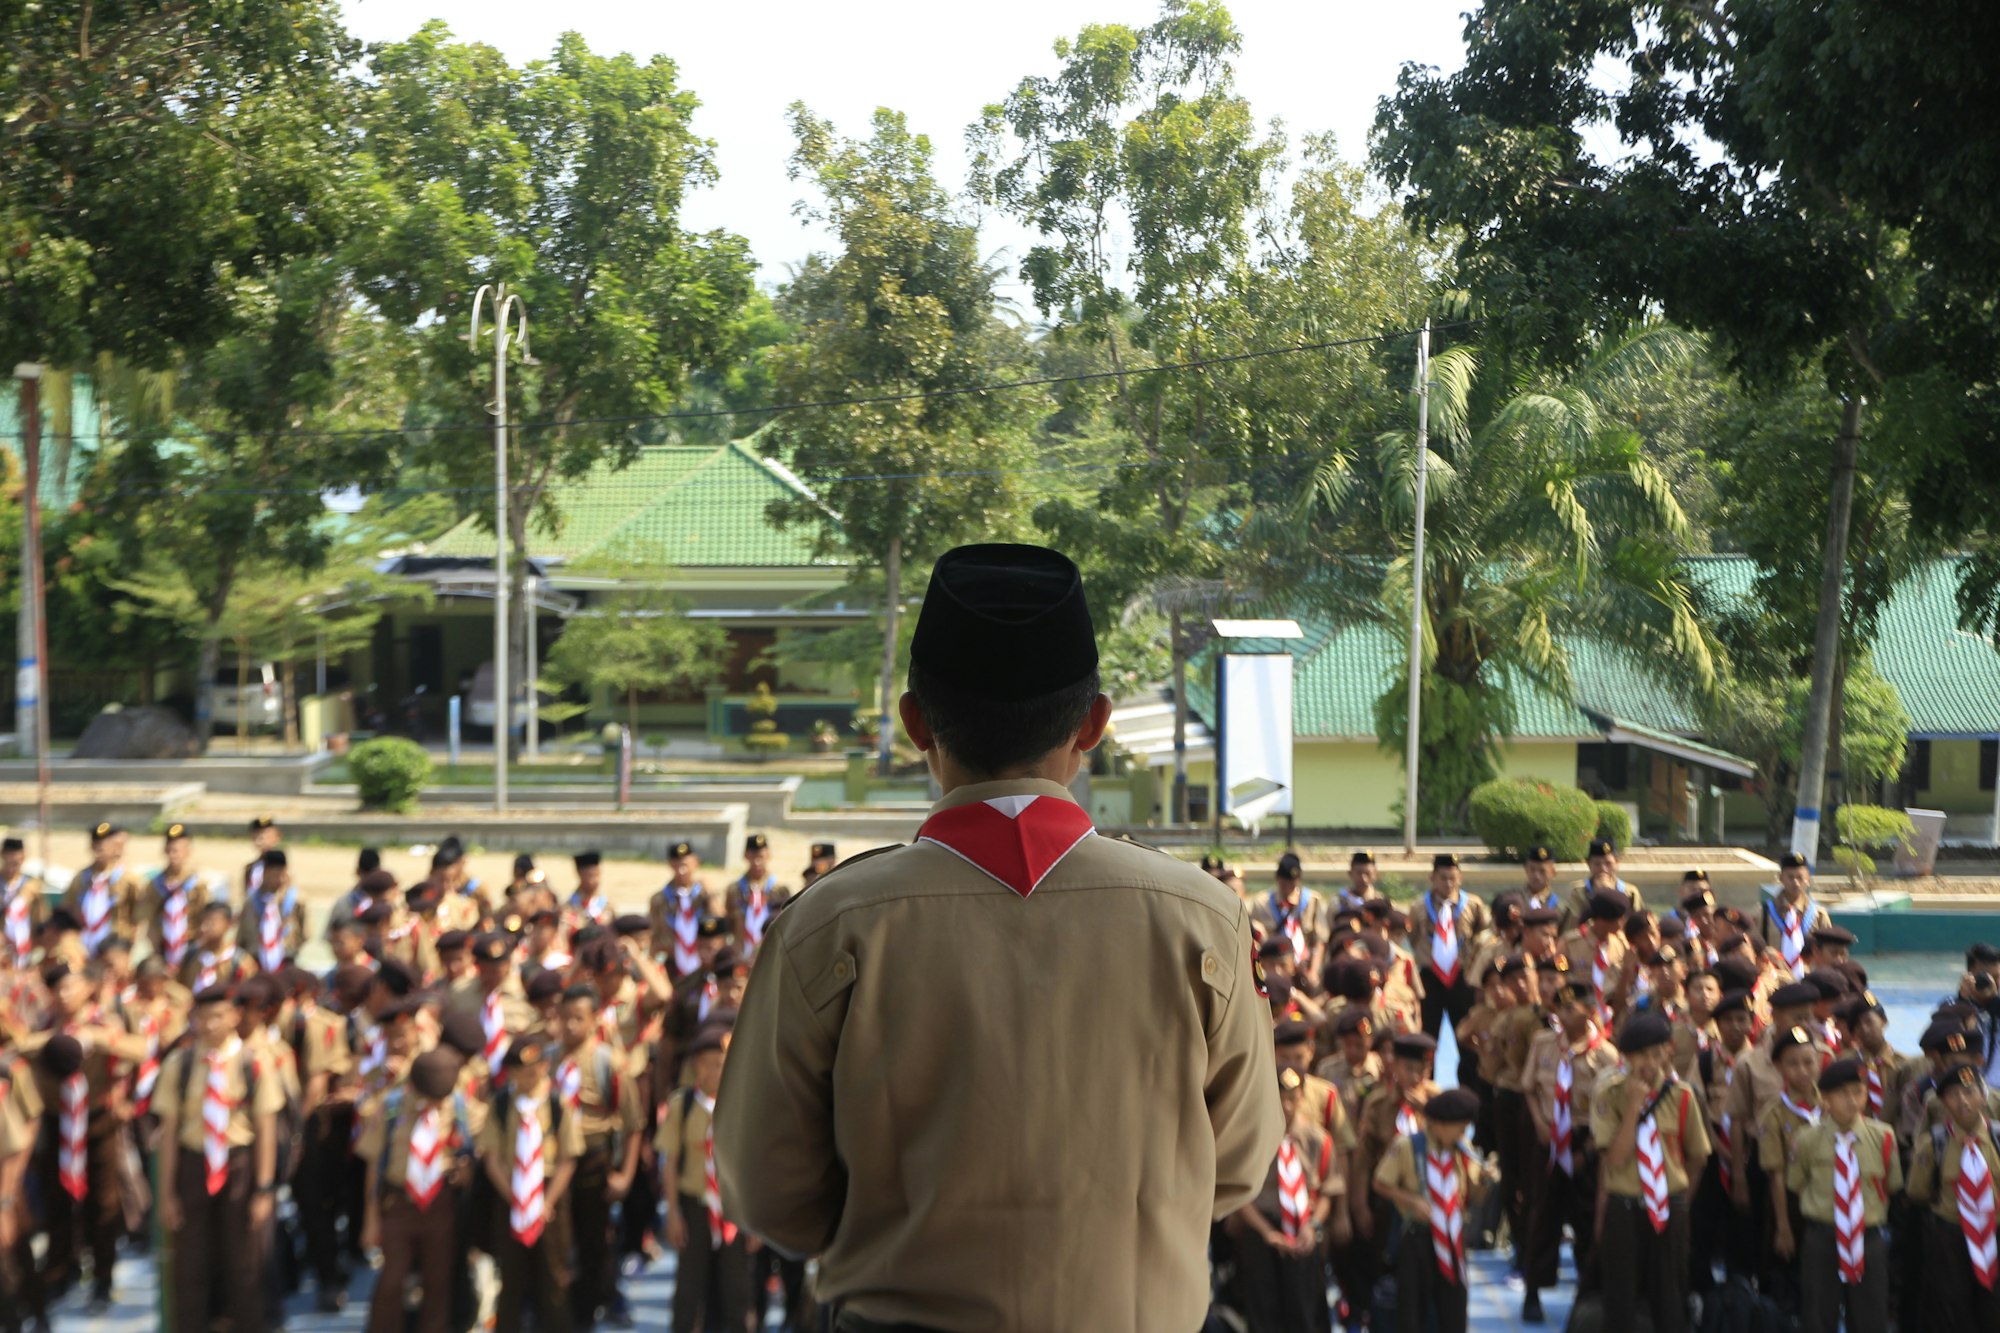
[1727,1026,1834,1137]
[1373,1134,1494,1225]
[357,1094,473,1190]
[711,779,1284,1333]
[1852,1044,1911,1122]
[1294,1071,1356,1152]
[477,1089,585,1171]
[648,883,716,965]
[1908,1118,2000,1223]
[380,911,442,984]
[1407,892,1493,990]
[1524,1026,1619,1138]
[144,871,210,961]
[296,1004,354,1083]
[1561,927,1628,1001]
[1458,1002,1503,1084]
[238,886,308,963]
[1380,950,1422,1031]
[1757,1090,1822,1174]
[1557,880,1646,934]
[60,866,142,941]
[556,1039,643,1145]
[1358,1080,1441,1185]
[1252,1122,1343,1226]
[1755,891,1832,953]
[0,1051,45,1156]
[157,1038,286,1153]
[1787,1117,1901,1226]
[1249,887,1332,956]
[1589,1073,1711,1198]
[656,1084,717,1197]
[24,1008,136,1134]
[1314,1050,1384,1125]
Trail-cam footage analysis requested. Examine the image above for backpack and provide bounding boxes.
[1696,1275,1787,1333]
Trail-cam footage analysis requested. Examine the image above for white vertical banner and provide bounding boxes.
[1222,653,1293,822]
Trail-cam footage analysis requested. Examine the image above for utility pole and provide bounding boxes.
[470,285,532,814]
[524,572,539,759]
[13,364,51,865]
[1402,320,1431,857]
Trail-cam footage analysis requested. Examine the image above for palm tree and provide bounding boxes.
[1276,323,1722,830]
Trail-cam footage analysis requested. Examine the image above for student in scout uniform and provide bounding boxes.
[1273,1021,1355,1202]
[1337,850,1384,913]
[2,837,47,970]
[661,1024,755,1333]
[1252,852,1329,994]
[1521,978,1618,1322]
[1484,952,1542,1267]
[290,964,360,1313]
[184,900,253,992]
[1907,1061,2000,1325]
[1692,988,1758,1285]
[145,824,209,975]
[1,1024,47,1332]
[1785,1056,1901,1333]
[358,1046,472,1333]
[726,834,788,956]
[1235,1066,1342,1333]
[1678,876,1719,966]
[1562,888,1630,1021]
[1760,852,1832,975]
[1557,838,1643,931]
[803,841,837,887]
[1371,1087,1494,1333]
[245,815,282,898]
[60,823,139,959]
[1591,1012,1710,1333]
[564,849,609,929]
[446,932,537,1089]
[1408,854,1491,1043]
[552,982,645,1329]
[1315,1005,1381,1329]
[649,841,713,981]
[1726,982,1828,1225]
[1356,1031,1441,1265]
[482,1040,582,1333]
[157,984,285,1333]
[714,543,1283,1333]
[1519,845,1562,922]
[238,849,305,977]
[1761,1023,1828,1310]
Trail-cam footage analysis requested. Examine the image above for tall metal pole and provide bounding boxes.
[471,285,531,814]
[524,573,539,758]
[1402,320,1431,856]
[13,367,38,764]
[14,364,51,866]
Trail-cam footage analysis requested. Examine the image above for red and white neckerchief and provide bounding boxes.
[1780,1091,1821,1129]
[1716,1110,1735,1196]
[196,947,234,993]
[58,1067,90,1200]
[1957,1130,1998,1290]
[1863,1058,1886,1117]
[555,1053,583,1110]
[1275,1138,1311,1241]
[357,1023,386,1079]
[405,1103,446,1210]
[509,1097,547,1248]
[534,949,573,974]
[1395,1099,1422,1138]
[670,887,703,976]
[246,860,266,898]
[1822,1019,1843,1055]
[80,870,115,955]
[202,1037,241,1195]
[255,893,287,973]
[599,999,621,1045]
[1833,1130,1866,1283]
[131,1007,163,1115]
[1587,928,1613,1017]
[698,976,718,1022]
[1551,1026,1604,1175]
[157,875,192,968]
[4,874,35,966]
[1773,897,1809,969]
[1635,1102,1672,1234]
[739,876,773,949]
[916,793,1096,899]
[572,891,608,926]
[696,1089,736,1248]
[1425,894,1462,987]
[1271,893,1310,970]
[1425,1145,1465,1283]
[482,991,510,1072]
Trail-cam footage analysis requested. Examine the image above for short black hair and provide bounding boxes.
[907,660,1101,777]
[562,982,600,1010]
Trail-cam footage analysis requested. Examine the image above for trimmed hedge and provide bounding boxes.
[1468,779,1599,862]
[348,736,432,814]
[1593,801,1633,851]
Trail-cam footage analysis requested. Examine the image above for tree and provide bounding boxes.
[1371,0,1996,855]
[1286,325,1722,831]
[972,0,1282,816]
[540,586,727,741]
[768,104,1039,774]
[357,25,754,738]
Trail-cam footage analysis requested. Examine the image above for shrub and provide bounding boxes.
[1593,801,1633,851]
[1468,778,1599,861]
[1832,804,1917,886]
[348,737,432,814]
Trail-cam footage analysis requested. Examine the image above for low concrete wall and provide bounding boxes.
[385,777,802,828]
[168,804,750,866]
[0,782,205,829]
[1830,899,2000,955]
[0,754,335,797]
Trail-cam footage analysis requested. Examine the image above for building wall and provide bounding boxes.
[1914,738,1994,815]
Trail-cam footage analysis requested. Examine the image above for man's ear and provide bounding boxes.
[898,691,933,752]
[1074,693,1114,753]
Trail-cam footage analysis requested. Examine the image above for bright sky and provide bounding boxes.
[339,0,1471,305]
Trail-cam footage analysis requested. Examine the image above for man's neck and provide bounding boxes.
[1786,1085,1819,1106]
[1830,1112,1862,1132]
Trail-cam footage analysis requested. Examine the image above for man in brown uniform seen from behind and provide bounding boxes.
[714,543,1283,1333]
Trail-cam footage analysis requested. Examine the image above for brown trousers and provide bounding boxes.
[1798,1219,1887,1333]
[36,1121,122,1297]
[1524,1142,1599,1293]
[367,1186,460,1333]
[1598,1192,1690,1333]
[1923,1211,2000,1329]
[494,1196,574,1333]
[175,1146,264,1333]
[673,1191,755,1333]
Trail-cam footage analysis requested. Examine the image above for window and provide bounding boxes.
[1904,738,1932,792]
[1982,739,1997,793]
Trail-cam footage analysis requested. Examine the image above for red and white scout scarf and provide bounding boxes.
[1780,1091,1821,1129]
[80,870,115,955]
[697,1089,736,1248]
[1395,1099,1421,1138]
[1958,1132,1998,1290]
[671,887,703,976]
[195,946,234,992]
[571,890,608,926]
[1275,1138,1310,1241]
[740,877,772,948]
[1864,1059,1886,1117]
[4,875,33,966]
[59,1069,89,1200]
[132,1008,162,1115]
[556,1054,582,1111]
[1551,1027,1603,1175]
[1833,1130,1866,1283]
[255,893,286,973]
[916,793,1095,899]
[1716,1111,1735,1195]
[1590,935,1612,1016]
[482,990,510,1073]
[1771,896,1811,969]
[1425,894,1461,987]
[1636,1109,1672,1234]
[202,1038,242,1194]
[157,876,192,968]
[699,976,718,1022]
[509,1097,547,1248]
[1425,1146,1465,1283]
[1270,893,1309,969]
[406,1104,446,1210]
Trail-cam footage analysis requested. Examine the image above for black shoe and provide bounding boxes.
[316,1287,347,1314]
[1521,1292,1545,1324]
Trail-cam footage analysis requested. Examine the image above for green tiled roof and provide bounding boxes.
[428,438,841,569]
[1193,556,2000,743]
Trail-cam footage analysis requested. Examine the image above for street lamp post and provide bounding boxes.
[469,285,533,814]
[1403,319,1432,857]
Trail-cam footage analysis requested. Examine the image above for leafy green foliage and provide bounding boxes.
[1467,779,1598,862]
[348,737,433,814]
[1831,804,1917,887]
[540,576,728,737]
[1593,801,1632,852]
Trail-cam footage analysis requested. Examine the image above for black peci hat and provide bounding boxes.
[1818,1057,1863,1093]
[1617,1014,1673,1053]
[908,544,1098,701]
[1425,1088,1479,1124]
